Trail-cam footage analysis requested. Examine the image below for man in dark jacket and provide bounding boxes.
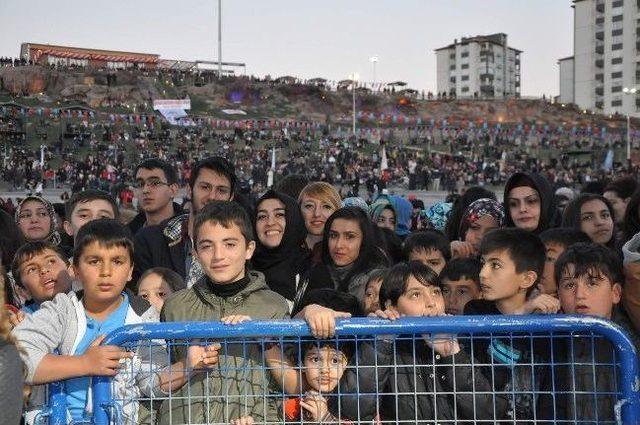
[128,158,182,236]
[133,156,237,290]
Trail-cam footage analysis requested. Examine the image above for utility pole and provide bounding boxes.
[218,0,222,76]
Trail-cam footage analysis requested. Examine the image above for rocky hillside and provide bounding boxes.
[0,65,629,130]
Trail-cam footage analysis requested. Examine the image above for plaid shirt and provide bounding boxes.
[162,213,204,287]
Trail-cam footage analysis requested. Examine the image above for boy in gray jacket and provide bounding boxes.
[13,219,164,424]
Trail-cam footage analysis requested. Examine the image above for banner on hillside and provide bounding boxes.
[153,99,191,125]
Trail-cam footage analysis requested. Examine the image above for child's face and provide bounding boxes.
[363,278,382,314]
[442,277,480,315]
[64,200,116,237]
[19,249,72,303]
[540,242,564,297]
[479,249,534,302]
[303,346,347,393]
[195,221,255,284]
[390,275,445,317]
[464,215,499,252]
[137,273,173,312]
[579,199,614,245]
[73,242,132,305]
[17,200,51,241]
[409,248,446,275]
[328,218,362,267]
[558,264,621,319]
[255,198,286,248]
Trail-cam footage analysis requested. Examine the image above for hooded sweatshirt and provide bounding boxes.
[503,172,559,234]
[251,190,310,301]
[390,195,413,238]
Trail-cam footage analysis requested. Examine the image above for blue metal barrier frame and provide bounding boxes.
[79,315,639,425]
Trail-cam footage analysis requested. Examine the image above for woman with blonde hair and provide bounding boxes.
[1,265,25,424]
[298,182,342,265]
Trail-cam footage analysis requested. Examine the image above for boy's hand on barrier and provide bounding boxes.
[370,308,402,321]
[221,315,252,325]
[230,416,254,425]
[522,294,560,315]
[81,335,133,376]
[187,343,221,371]
[450,240,477,259]
[304,304,351,339]
[300,390,329,421]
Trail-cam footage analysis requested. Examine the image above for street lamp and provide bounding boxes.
[369,56,379,87]
[622,87,636,169]
[349,72,360,136]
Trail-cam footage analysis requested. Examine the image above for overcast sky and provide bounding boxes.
[0,0,573,96]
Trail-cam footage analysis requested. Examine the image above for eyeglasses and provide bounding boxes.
[133,179,171,189]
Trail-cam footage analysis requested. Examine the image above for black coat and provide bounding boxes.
[132,216,188,290]
[330,338,501,424]
[127,201,183,236]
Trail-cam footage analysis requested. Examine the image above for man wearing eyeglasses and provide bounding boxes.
[128,158,182,236]
[133,156,238,290]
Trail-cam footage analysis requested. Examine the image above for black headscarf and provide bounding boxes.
[251,190,309,300]
[503,172,559,234]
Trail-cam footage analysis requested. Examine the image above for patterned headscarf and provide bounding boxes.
[459,198,505,239]
[14,195,61,246]
[424,202,452,232]
[342,197,370,215]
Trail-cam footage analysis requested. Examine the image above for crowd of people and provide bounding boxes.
[2,105,638,209]
[1,150,640,424]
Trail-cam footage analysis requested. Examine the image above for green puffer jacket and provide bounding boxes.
[158,270,289,425]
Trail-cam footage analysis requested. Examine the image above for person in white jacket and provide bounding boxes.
[13,219,165,424]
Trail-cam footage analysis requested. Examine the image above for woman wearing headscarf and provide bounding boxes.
[14,196,61,246]
[252,190,310,305]
[503,172,559,234]
[369,195,398,233]
[450,198,506,258]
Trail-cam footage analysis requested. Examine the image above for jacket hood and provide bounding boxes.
[503,172,559,233]
[390,196,413,237]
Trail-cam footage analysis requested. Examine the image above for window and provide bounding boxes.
[461,75,469,81]
[612,43,623,50]
[461,87,469,93]
[449,53,455,60]
[596,16,605,24]
[612,28,623,36]
[612,57,623,64]
[612,85,623,93]
[461,52,469,58]
[450,76,456,83]
[612,99,623,107]
[613,0,623,7]
[450,64,456,70]
[612,71,623,79]
[461,64,469,69]
[612,14,623,22]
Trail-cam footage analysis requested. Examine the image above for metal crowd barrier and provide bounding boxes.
[42,315,639,424]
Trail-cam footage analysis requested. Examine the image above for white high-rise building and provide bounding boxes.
[435,33,522,98]
[559,0,639,116]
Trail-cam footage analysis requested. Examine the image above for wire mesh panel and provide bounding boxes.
[45,315,639,424]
